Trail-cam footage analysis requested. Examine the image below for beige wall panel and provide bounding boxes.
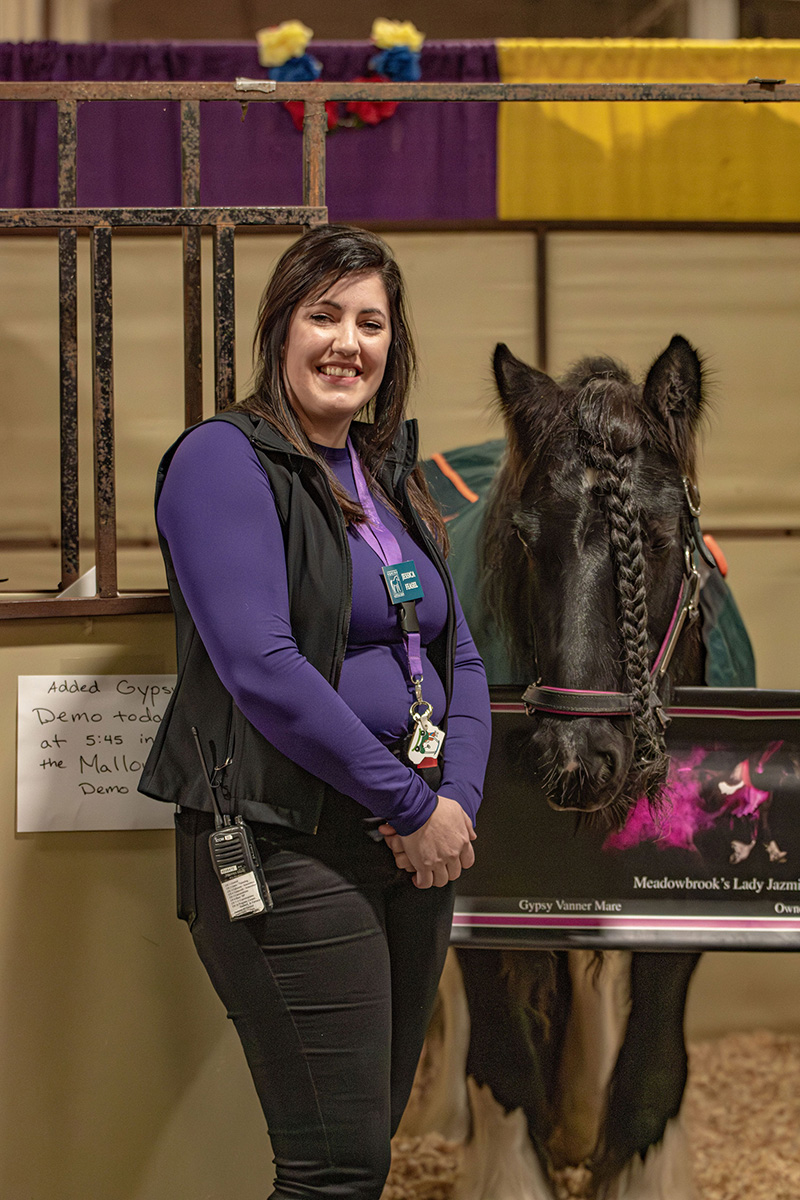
[687,950,800,1040]
[4,229,798,540]
[0,549,167,597]
[0,237,187,548]
[548,232,800,529]
[0,239,61,540]
[379,231,536,455]
[1,550,63,594]
[709,537,800,689]
[0,616,274,1200]
[231,232,297,410]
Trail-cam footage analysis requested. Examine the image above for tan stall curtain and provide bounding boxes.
[497,39,800,221]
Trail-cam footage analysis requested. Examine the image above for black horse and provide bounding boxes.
[456,336,713,1196]
[485,334,711,821]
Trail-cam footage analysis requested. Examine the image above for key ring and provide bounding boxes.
[410,699,433,724]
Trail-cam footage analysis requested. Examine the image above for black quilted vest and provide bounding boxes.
[138,413,455,833]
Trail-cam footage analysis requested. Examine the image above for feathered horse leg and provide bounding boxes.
[547,950,632,1186]
[392,949,555,1200]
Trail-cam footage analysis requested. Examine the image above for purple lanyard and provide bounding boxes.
[347,438,424,683]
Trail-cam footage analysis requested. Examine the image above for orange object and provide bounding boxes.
[430,453,479,504]
[703,534,728,577]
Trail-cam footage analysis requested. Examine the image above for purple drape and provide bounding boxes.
[0,40,498,219]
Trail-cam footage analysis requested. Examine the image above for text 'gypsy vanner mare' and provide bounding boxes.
[399,337,755,1200]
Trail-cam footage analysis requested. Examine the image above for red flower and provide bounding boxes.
[283,100,339,133]
[346,75,399,126]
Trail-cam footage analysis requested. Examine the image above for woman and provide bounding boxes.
[139,225,492,1199]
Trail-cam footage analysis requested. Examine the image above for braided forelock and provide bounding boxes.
[587,441,670,806]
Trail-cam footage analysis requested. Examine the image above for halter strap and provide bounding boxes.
[521,684,634,716]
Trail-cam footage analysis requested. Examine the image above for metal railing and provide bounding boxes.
[1,76,799,619]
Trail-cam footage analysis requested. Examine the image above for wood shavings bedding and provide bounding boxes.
[382,1134,462,1200]
[383,1032,800,1199]
[685,1031,800,1200]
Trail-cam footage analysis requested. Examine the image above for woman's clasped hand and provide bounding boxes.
[379,795,476,887]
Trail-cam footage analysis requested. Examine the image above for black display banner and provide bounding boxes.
[453,687,800,950]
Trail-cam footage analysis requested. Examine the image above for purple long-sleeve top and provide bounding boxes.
[157,420,491,836]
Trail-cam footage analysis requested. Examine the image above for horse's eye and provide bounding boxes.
[646,524,675,555]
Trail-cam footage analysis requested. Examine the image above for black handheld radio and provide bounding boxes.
[192,727,272,921]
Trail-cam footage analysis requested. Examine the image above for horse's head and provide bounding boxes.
[484,335,709,823]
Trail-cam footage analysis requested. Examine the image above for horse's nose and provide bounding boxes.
[531,718,631,812]
[561,746,620,786]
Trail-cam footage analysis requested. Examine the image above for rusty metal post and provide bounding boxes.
[4,79,800,103]
[0,205,329,230]
[303,101,327,210]
[535,226,549,373]
[57,99,79,589]
[181,100,203,427]
[90,225,118,597]
[212,222,236,411]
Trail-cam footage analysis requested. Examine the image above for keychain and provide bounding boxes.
[405,689,445,768]
[347,437,446,770]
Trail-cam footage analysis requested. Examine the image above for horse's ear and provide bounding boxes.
[642,335,704,432]
[493,344,564,443]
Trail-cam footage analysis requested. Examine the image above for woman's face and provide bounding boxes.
[283,271,392,448]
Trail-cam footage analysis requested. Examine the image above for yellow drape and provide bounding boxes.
[497,39,800,221]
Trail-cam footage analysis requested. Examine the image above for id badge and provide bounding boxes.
[381,560,424,605]
[407,717,445,768]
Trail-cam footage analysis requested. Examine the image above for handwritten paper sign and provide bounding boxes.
[17,675,177,831]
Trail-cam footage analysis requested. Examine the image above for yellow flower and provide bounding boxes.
[370,18,425,52]
[256,20,313,68]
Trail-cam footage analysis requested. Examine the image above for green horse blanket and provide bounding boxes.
[422,440,756,689]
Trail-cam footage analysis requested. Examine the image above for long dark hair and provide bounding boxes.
[229,225,447,549]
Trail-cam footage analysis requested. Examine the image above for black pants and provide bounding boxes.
[175,796,454,1200]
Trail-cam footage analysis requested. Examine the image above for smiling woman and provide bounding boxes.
[283,272,392,447]
[137,224,492,1200]
[231,225,447,539]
